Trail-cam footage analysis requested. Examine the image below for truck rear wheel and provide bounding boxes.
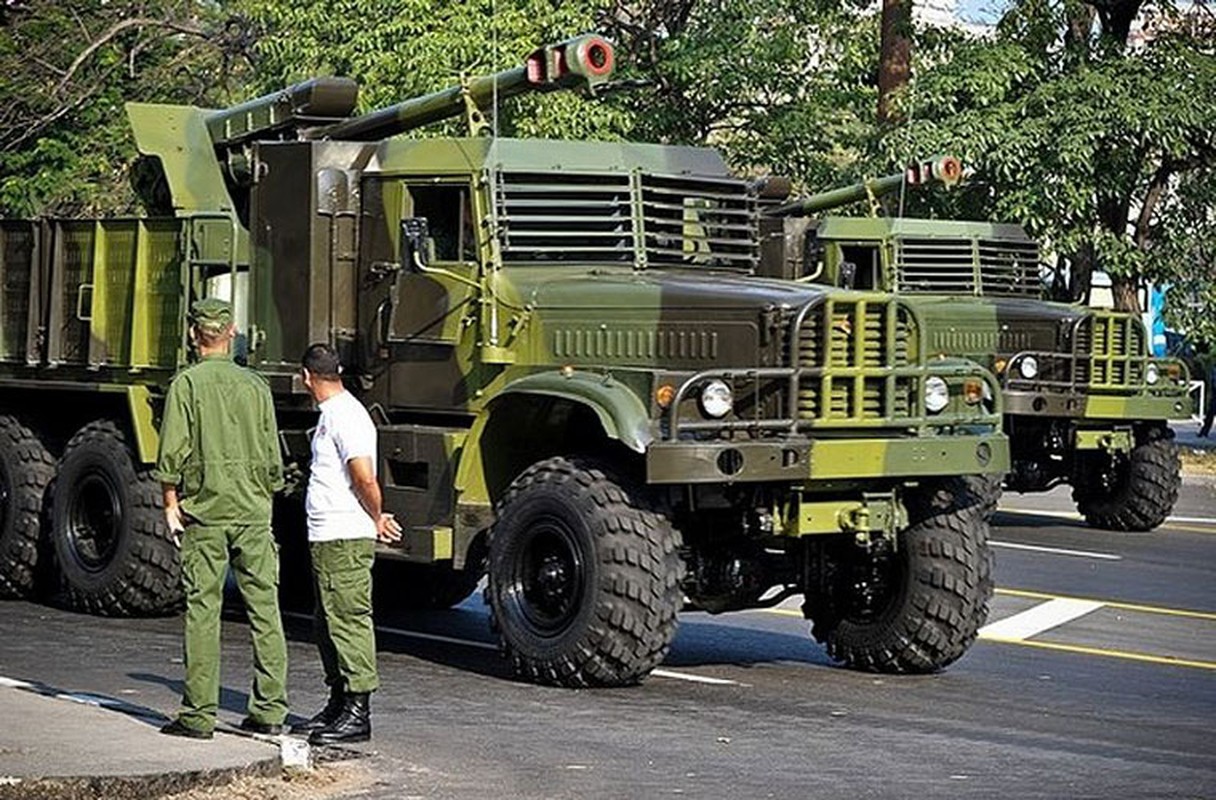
[1072,425,1180,532]
[49,421,181,615]
[808,487,993,673]
[0,416,54,598]
[486,456,684,687]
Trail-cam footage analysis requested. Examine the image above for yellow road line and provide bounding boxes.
[1159,523,1216,535]
[980,636,1216,671]
[996,588,1216,621]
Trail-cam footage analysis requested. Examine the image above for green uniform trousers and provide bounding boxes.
[179,524,288,732]
[311,538,379,694]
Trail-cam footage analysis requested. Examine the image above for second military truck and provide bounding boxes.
[759,157,1190,532]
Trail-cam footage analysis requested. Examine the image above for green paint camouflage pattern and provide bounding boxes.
[760,170,1190,494]
[0,44,1010,573]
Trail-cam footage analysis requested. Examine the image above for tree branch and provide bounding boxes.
[1135,161,1172,249]
[55,17,207,97]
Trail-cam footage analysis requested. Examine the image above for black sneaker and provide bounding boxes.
[238,717,284,736]
[160,719,213,740]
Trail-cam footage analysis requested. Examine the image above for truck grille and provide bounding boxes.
[895,238,1040,297]
[794,299,914,420]
[495,171,758,269]
[1072,312,1146,387]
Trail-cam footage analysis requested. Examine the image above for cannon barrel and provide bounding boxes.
[768,155,963,217]
[316,34,615,142]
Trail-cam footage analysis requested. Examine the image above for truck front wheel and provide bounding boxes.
[49,421,181,615]
[486,456,684,687]
[1072,424,1180,532]
[807,487,993,673]
[0,416,54,598]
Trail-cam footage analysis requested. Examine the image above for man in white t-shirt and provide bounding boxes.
[292,343,401,744]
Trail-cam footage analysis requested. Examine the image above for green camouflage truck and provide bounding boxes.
[757,157,1190,532]
[0,38,1009,686]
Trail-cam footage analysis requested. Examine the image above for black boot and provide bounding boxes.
[290,688,345,735]
[308,692,370,745]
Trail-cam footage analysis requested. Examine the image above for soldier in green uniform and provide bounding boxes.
[154,298,289,739]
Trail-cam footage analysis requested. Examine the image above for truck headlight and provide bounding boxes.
[1018,356,1039,379]
[925,376,949,413]
[699,380,733,419]
[1145,363,1159,385]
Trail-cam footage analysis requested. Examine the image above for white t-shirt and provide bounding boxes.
[306,390,378,542]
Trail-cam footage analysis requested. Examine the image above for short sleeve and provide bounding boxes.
[334,402,377,464]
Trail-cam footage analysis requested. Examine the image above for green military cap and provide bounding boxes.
[189,297,233,327]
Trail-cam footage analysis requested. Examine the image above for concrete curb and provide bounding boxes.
[0,756,279,800]
[0,678,284,800]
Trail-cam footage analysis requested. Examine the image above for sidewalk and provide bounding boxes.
[0,680,279,800]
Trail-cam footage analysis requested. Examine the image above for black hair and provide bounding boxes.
[302,343,342,380]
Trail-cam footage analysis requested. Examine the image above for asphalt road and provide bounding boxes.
[0,480,1213,799]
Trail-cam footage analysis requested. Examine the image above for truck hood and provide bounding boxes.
[510,266,829,313]
[903,295,1083,360]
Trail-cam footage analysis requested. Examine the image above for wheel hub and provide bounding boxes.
[66,471,122,572]
[507,517,586,637]
[536,555,569,601]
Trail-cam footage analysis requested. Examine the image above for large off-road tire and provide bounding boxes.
[49,420,181,615]
[1072,425,1180,532]
[808,484,993,674]
[374,561,482,610]
[963,473,1004,521]
[486,456,685,687]
[0,416,54,598]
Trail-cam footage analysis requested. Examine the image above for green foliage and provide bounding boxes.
[880,0,1216,322]
[608,0,881,189]
[237,0,622,140]
[0,0,250,216]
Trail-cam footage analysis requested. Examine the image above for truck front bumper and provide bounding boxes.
[646,432,1009,485]
[1004,389,1191,420]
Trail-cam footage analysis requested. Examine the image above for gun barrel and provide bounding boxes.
[768,155,962,217]
[317,34,615,141]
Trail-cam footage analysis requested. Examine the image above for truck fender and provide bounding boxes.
[493,370,653,454]
[453,370,653,510]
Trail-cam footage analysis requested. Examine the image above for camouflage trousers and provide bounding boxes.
[178,523,288,732]
[311,538,379,694]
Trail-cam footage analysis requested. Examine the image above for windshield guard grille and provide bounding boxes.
[896,238,1040,297]
[495,171,758,269]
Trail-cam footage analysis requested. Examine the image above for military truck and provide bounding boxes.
[758,157,1190,531]
[0,37,1009,686]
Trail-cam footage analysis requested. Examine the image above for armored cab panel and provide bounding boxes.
[0,221,41,365]
[249,140,374,374]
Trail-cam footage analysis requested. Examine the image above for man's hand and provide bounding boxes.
[165,505,185,548]
[376,512,403,543]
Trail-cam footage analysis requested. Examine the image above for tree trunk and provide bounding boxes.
[1111,275,1141,313]
[878,0,912,124]
[1069,242,1095,304]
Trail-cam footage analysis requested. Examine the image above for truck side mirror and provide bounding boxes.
[400,218,430,272]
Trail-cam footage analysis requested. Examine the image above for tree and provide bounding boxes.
[0,0,253,216]
[882,0,1216,316]
[877,0,912,123]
